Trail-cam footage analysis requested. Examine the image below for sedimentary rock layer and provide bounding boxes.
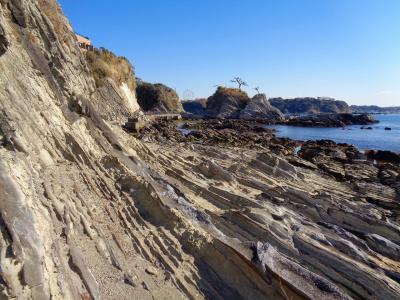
[0,1,399,299]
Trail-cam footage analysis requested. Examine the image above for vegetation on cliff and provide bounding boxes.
[86,48,136,90]
[38,0,70,43]
[136,81,183,113]
[205,86,250,118]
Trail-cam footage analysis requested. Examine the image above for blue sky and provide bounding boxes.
[59,0,400,106]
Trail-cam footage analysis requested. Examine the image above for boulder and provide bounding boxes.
[240,94,284,121]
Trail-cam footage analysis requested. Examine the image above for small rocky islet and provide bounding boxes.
[0,1,400,299]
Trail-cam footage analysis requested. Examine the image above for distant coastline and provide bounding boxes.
[266,113,400,153]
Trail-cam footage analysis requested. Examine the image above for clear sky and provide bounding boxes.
[59,0,400,106]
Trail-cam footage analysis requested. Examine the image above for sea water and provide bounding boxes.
[266,114,400,152]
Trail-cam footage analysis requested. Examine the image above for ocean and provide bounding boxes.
[266,114,400,152]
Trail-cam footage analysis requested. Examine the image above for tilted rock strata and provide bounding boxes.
[0,1,399,299]
[205,86,250,119]
[240,94,284,121]
[138,120,400,299]
[203,88,284,121]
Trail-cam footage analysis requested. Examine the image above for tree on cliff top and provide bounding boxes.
[231,77,248,90]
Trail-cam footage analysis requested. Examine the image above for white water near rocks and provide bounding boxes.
[266,114,400,152]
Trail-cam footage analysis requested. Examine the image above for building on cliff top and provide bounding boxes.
[76,33,93,51]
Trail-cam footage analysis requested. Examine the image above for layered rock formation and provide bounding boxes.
[1,1,400,300]
[204,87,284,121]
[285,113,377,127]
[137,119,400,300]
[85,48,140,121]
[270,97,351,114]
[136,81,183,113]
[205,86,251,118]
[240,93,284,121]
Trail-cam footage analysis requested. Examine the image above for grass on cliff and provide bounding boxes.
[212,86,250,103]
[86,48,136,90]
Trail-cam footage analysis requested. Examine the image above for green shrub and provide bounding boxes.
[136,82,182,113]
[213,86,249,102]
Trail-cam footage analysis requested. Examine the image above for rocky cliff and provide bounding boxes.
[205,86,251,118]
[136,81,183,114]
[1,1,400,300]
[270,97,351,114]
[240,93,284,121]
[85,48,140,121]
[204,87,284,121]
[182,98,207,115]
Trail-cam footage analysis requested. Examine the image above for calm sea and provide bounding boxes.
[266,114,400,152]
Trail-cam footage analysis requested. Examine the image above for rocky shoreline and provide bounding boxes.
[133,118,400,299]
[282,113,378,127]
[134,118,400,193]
[1,0,400,299]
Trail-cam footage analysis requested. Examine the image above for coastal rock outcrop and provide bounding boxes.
[205,86,250,118]
[1,0,400,299]
[286,113,377,127]
[204,87,284,121]
[270,97,351,114]
[240,93,284,121]
[139,119,400,300]
[86,48,140,121]
[136,81,183,113]
[182,98,207,117]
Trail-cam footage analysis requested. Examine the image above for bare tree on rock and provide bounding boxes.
[231,77,248,90]
[254,87,261,95]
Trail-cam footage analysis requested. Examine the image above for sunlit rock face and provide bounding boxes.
[0,0,400,299]
[240,93,284,121]
[205,86,250,118]
[270,97,351,114]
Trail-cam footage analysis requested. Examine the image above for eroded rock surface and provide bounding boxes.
[137,119,400,300]
[240,94,284,121]
[0,1,399,300]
